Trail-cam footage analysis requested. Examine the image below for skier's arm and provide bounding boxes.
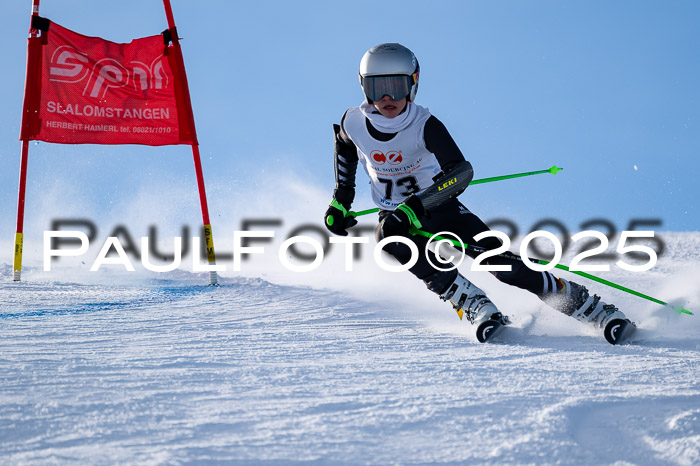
[325,114,360,236]
[417,160,473,211]
[416,116,473,211]
[380,116,473,236]
[332,113,359,206]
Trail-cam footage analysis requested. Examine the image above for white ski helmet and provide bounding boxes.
[359,43,420,103]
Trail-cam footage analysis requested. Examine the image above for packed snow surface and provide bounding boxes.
[1,233,699,464]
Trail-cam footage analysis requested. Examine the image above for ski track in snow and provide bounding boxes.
[1,233,699,465]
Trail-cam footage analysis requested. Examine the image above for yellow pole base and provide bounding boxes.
[13,232,23,282]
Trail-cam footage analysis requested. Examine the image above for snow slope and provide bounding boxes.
[1,233,699,464]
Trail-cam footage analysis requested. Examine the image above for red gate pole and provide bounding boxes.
[13,0,42,281]
[162,0,219,285]
[13,141,30,282]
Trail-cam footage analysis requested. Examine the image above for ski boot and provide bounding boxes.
[440,273,510,342]
[555,278,635,344]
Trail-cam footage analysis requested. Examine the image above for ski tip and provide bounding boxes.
[548,165,563,175]
[604,318,636,345]
[476,319,505,343]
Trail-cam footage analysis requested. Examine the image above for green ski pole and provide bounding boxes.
[349,165,563,218]
[411,228,694,316]
[469,164,562,185]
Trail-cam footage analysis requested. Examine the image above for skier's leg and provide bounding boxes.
[485,250,629,328]
[374,210,439,280]
[545,277,628,329]
[423,200,553,295]
[429,269,507,324]
[376,206,503,324]
[425,200,629,328]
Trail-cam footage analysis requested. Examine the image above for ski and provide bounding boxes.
[603,318,637,345]
[476,319,506,343]
[475,313,511,343]
[473,315,637,345]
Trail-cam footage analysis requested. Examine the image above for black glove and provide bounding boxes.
[380,195,425,238]
[324,199,358,236]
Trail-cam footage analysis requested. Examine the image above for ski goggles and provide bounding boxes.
[360,74,416,102]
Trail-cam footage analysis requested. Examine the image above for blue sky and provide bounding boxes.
[1,0,699,261]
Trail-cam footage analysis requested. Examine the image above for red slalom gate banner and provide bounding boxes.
[14,1,218,284]
[21,17,195,146]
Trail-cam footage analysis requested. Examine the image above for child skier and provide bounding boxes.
[324,43,633,343]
